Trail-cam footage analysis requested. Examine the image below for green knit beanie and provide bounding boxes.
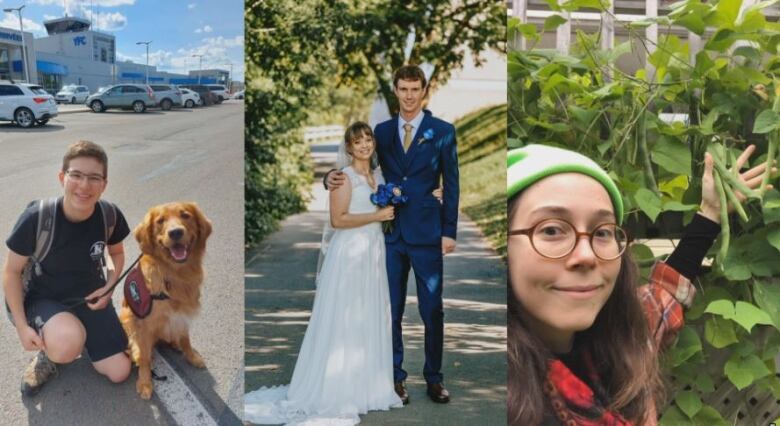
[507,144,625,223]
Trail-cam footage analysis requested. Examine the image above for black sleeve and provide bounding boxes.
[107,205,131,245]
[665,213,721,282]
[5,202,39,257]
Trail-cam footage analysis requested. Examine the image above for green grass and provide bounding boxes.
[457,104,507,164]
[456,104,507,258]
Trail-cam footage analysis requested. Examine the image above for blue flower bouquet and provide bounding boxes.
[370,183,408,233]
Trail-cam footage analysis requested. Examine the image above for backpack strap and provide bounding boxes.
[31,197,58,274]
[98,199,116,244]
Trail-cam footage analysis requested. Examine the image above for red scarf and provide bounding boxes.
[545,351,634,426]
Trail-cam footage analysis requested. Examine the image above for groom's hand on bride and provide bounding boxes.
[432,186,443,203]
[442,237,456,255]
[324,169,346,191]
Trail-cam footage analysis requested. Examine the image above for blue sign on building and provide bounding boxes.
[73,36,86,46]
[0,31,23,43]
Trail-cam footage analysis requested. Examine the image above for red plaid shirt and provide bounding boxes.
[638,261,696,351]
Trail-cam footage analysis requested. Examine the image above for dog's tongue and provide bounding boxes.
[170,244,188,261]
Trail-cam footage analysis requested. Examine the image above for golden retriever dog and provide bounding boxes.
[120,202,212,399]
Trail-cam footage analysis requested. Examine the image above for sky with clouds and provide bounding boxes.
[0,0,244,81]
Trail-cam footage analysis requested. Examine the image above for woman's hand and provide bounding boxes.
[375,206,395,222]
[16,324,44,351]
[700,145,776,223]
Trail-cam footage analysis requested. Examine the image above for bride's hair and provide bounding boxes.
[343,121,378,169]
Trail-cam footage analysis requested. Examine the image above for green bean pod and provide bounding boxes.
[728,149,738,177]
[721,175,749,222]
[714,171,730,268]
[710,148,760,199]
[760,133,777,197]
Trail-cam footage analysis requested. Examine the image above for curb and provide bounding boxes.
[57,107,90,115]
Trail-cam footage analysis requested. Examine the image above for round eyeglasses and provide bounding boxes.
[509,218,629,261]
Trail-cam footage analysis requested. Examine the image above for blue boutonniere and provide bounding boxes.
[418,128,435,144]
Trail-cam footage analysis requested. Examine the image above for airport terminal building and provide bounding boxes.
[0,17,230,93]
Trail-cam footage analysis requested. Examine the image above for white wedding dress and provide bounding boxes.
[244,166,402,425]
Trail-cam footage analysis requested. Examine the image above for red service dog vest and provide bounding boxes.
[123,266,168,318]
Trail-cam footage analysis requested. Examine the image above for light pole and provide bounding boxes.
[4,5,29,83]
[224,61,233,92]
[192,54,203,84]
[136,41,151,85]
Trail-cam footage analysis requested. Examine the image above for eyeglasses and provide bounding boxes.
[509,218,629,261]
[65,170,105,185]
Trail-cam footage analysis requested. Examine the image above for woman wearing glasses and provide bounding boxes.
[506,144,772,425]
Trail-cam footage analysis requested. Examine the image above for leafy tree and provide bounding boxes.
[245,0,505,246]
[510,0,780,423]
[333,0,505,115]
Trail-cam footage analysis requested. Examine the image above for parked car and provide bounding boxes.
[55,85,90,104]
[206,84,228,103]
[149,84,183,111]
[0,81,58,128]
[86,84,156,113]
[233,90,244,100]
[179,88,201,108]
[178,84,217,106]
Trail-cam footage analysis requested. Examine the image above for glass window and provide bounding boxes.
[0,85,24,96]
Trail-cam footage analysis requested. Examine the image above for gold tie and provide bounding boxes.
[403,123,413,153]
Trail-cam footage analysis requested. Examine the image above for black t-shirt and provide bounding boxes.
[6,198,130,302]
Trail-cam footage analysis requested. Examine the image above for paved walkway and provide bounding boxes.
[244,141,507,425]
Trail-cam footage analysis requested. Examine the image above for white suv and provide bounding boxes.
[0,81,58,128]
[55,85,90,104]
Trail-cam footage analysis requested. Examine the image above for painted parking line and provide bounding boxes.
[152,347,244,426]
[152,350,218,426]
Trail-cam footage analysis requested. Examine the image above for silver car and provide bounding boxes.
[86,84,156,113]
[149,84,183,110]
[55,85,90,104]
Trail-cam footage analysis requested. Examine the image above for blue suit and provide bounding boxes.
[374,110,459,384]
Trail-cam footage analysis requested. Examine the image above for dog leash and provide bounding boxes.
[61,254,143,310]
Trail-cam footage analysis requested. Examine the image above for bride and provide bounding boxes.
[244,122,403,425]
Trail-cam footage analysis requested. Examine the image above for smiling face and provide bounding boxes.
[136,202,212,266]
[347,131,375,162]
[58,156,107,221]
[394,78,425,119]
[508,173,622,353]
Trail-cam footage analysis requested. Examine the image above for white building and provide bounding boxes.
[0,16,222,93]
[0,27,36,82]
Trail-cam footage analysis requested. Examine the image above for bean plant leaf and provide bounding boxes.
[691,405,728,425]
[704,316,739,348]
[651,137,692,175]
[754,281,780,331]
[543,14,568,32]
[705,300,773,333]
[668,326,703,367]
[725,354,771,390]
[634,188,662,222]
[753,110,780,134]
[676,390,702,418]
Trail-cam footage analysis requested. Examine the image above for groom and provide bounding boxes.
[327,65,459,405]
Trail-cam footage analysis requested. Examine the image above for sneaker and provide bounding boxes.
[21,351,57,396]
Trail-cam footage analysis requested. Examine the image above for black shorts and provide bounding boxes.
[23,298,128,362]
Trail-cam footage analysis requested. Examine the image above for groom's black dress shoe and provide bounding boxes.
[394,382,410,405]
[426,383,450,404]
